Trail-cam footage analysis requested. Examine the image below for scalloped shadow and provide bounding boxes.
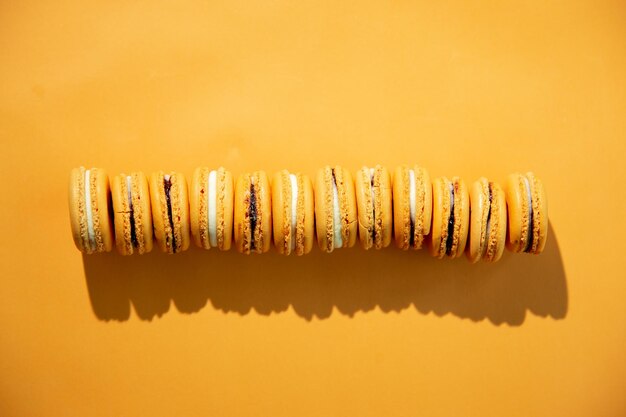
[83,223,567,326]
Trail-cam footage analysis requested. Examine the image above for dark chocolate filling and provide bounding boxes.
[524,177,534,253]
[128,184,138,248]
[370,173,376,242]
[164,177,177,253]
[445,181,456,256]
[249,179,258,251]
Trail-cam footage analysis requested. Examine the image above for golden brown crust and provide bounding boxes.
[295,173,306,255]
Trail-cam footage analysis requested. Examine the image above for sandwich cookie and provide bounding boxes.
[314,165,357,252]
[190,167,234,251]
[68,167,114,254]
[355,165,392,250]
[149,171,190,254]
[392,165,433,250]
[466,178,506,263]
[429,176,469,259]
[234,171,272,254]
[111,172,153,255]
[271,170,315,255]
[504,172,548,254]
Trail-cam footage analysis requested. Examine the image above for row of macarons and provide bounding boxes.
[69,165,547,262]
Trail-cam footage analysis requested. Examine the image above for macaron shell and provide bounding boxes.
[233,174,250,254]
[466,178,488,263]
[190,167,209,249]
[68,167,86,252]
[534,175,548,254]
[300,174,315,255]
[217,169,234,251]
[271,171,289,255]
[392,166,411,250]
[377,167,393,249]
[173,173,191,252]
[111,174,132,255]
[487,182,507,262]
[504,173,526,253]
[337,166,358,248]
[255,171,272,253]
[429,177,448,258]
[453,178,470,258]
[355,168,374,249]
[314,167,334,252]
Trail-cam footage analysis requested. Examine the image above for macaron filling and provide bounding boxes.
[445,181,455,256]
[207,170,218,247]
[248,177,258,251]
[84,169,95,251]
[331,169,343,249]
[126,175,138,248]
[523,175,534,253]
[163,174,177,253]
[289,173,298,252]
[408,169,416,247]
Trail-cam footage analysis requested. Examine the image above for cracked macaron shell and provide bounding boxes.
[466,178,506,263]
[504,172,548,254]
[314,165,357,252]
[429,176,469,259]
[68,166,114,254]
[111,172,153,255]
[271,170,315,255]
[355,165,392,250]
[149,171,190,254]
[392,165,433,250]
[190,167,233,251]
[234,171,272,254]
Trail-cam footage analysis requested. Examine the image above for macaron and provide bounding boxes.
[190,167,234,251]
[149,171,190,254]
[271,170,315,255]
[111,172,153,255]
[355,165,392,250]
[314,165,357,252]
[234,171,272,254]
[466,178,507,263]
[504,172,548,254]
[429,176,469,259]
[68,166,114,254]
[392,165,433,250]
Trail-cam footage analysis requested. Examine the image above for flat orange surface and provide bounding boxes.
[1,1,625,416]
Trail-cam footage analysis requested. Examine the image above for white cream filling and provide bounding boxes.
[523,175,533,247]
[332,174,342,249]
[409,169,416,226]
[289,174,298,251]
[207,170,218,247]
[84,169,95,250]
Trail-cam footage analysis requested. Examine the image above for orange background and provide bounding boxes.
[1,1,625,416]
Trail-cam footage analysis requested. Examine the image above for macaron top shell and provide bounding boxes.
[392,165,433,250]
[429,176,469,259]
[314,166,357,252]
[234,171,272,254]
[271,170,315,255]
[111,172,153,255]
[68,166,114,254]
[190,167,233,251]
[355,165,392,250]
[505,172,548,254]
[149,171,190,254]
[466,178,506,263]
